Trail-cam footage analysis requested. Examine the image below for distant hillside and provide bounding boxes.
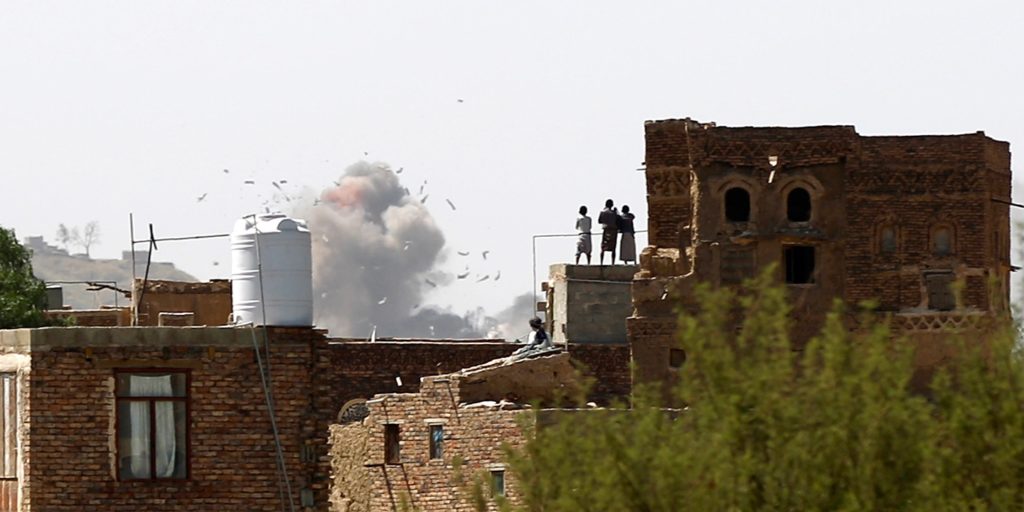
[25,236,198,309]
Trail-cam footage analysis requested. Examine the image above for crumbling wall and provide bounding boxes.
[340,376,532,512]
[329,423,371,512]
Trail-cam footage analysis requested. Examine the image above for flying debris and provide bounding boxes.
[476,275,490,283]
[396,167,404,174]
[264,206,270,213]
[333,180,341,187]
[403,241,412,251]
[280,180,288,184]
[223,169,230,174]
[494,270,501,281]
[482,250,490,260]
[457,251,470,256]
[272,182,283,191]
[420,194,429,204]
[363,151,368,156]
[418,182,426,195]
[212,261,220,266]
[321,234,329,243]
[456,271,470,279]
[313,198,322,206]
[446,199,456,211]
[196,193,208,202]
[378,297,387,305]
[244,180,255,185]
[457,99,464,103]
[425,278,437,287]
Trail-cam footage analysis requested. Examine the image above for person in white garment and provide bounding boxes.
[575,205,593,265]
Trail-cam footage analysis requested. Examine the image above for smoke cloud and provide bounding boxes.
[296,161,533,339]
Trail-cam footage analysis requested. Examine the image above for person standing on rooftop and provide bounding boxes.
[618,205,636,264]
[575,205,592,265]
[598,199,618,265]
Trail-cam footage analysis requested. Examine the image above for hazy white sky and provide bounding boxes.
[2,1,1023,316]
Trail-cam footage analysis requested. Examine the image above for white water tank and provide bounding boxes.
[231,214,313,327]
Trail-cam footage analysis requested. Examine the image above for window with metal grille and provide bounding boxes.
[115,371,189,480]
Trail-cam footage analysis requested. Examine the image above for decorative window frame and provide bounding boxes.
[716,178,759,225]
[775,176,824,226]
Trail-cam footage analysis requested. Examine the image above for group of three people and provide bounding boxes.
[574,199,636,265]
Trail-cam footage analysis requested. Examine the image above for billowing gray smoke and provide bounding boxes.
[296,161,533,339]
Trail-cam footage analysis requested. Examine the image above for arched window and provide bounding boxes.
[933,226,953,256]
[880,225,897,253]
[787,187,811,222]
[724,187,751,222]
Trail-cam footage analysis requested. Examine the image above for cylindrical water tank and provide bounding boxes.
[231,214,313,327]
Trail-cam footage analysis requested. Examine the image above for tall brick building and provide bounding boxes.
[629,118,1012,396]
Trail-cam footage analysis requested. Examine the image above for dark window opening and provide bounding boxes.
[491,470,506,497]
[926,272,956,311]
[724,187,751,222]
[880,226,896,253]
[115,371,189,480]
[669,349,686,369]
[428,425,444,460]
[384,424,401,464]
[787,188,811,222]
[933,227,953,256]
[784,246,815,284]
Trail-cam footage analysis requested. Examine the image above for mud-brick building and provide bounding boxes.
[0,326,519,511]
[630,118,1013,396]
[329,347,628,512]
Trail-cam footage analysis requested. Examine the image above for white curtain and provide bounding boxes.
[127,375,176,478]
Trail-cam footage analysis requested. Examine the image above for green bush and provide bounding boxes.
[497,268,1024,512]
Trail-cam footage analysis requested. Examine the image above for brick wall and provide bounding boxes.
[330,375,531,512]
[632,119,1012,400]
[566,343,631,404]
[0,327,519,511]
[20,333,313,511]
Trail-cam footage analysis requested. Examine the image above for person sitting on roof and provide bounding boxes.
[512,317,552,357]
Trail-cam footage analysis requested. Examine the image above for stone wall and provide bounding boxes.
[631,119,1012,400]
